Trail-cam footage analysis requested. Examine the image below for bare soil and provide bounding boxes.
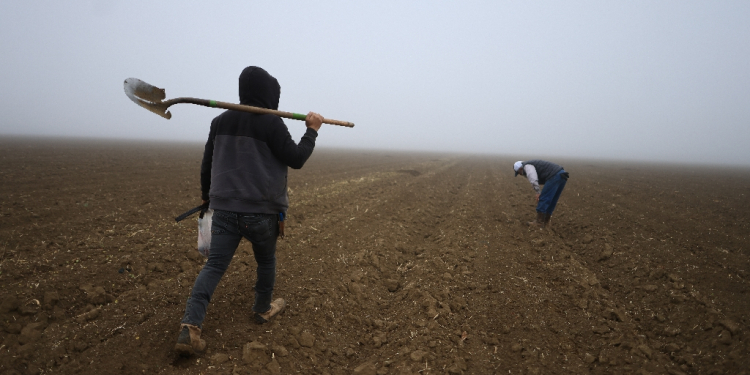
[1,137,749,375]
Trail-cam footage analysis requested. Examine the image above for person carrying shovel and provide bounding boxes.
[513,159,569,229]
[175,66,324,356]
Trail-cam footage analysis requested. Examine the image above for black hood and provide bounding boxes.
[238,66,280,110]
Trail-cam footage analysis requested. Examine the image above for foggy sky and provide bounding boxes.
[1,1,749,166]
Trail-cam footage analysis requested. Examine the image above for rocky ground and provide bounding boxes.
[0,137,748,374]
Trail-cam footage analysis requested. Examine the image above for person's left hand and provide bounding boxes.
[305,112,323,132]
[535,193,540,202]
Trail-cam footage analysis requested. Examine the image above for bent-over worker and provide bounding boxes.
[513,159,569,229]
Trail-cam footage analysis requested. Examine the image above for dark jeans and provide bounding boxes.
[536,169,568,215]
[181,209,278,328]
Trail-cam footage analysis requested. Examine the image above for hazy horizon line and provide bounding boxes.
[2,133,749,170]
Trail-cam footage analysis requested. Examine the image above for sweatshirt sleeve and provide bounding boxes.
[200,121,217,201]
[524,165,541,194]
[267,119,318,169]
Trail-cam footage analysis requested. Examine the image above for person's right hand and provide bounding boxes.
[305,112,323,132]
[535,193,540,202]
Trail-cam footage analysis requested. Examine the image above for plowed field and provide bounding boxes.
[1,138,748,374]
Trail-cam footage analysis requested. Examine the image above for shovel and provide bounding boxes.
[123,78,354,127]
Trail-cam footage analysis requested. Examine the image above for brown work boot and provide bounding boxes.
[255,298,286,324]
[544,213,552,229]
[174,324,206,356]
[528,212,546,229]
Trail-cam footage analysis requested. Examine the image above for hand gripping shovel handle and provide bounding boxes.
[124,78,354,127]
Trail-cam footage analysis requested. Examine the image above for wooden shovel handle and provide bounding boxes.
[167,98,355,128]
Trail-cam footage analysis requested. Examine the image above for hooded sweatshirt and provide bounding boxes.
[200,66,317,214]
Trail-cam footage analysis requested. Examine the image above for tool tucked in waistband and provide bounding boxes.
[175,203,210,222]
[278,212,286,239]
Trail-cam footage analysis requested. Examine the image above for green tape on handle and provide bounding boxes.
[209,100,217,107]
[291,113,307,120]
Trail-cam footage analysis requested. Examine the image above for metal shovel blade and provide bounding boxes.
[123,78,172,119]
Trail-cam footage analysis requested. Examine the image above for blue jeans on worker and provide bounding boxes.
[181,209,279,328]
[536,169,567,215]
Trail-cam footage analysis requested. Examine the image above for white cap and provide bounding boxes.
[513,161,523,173]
